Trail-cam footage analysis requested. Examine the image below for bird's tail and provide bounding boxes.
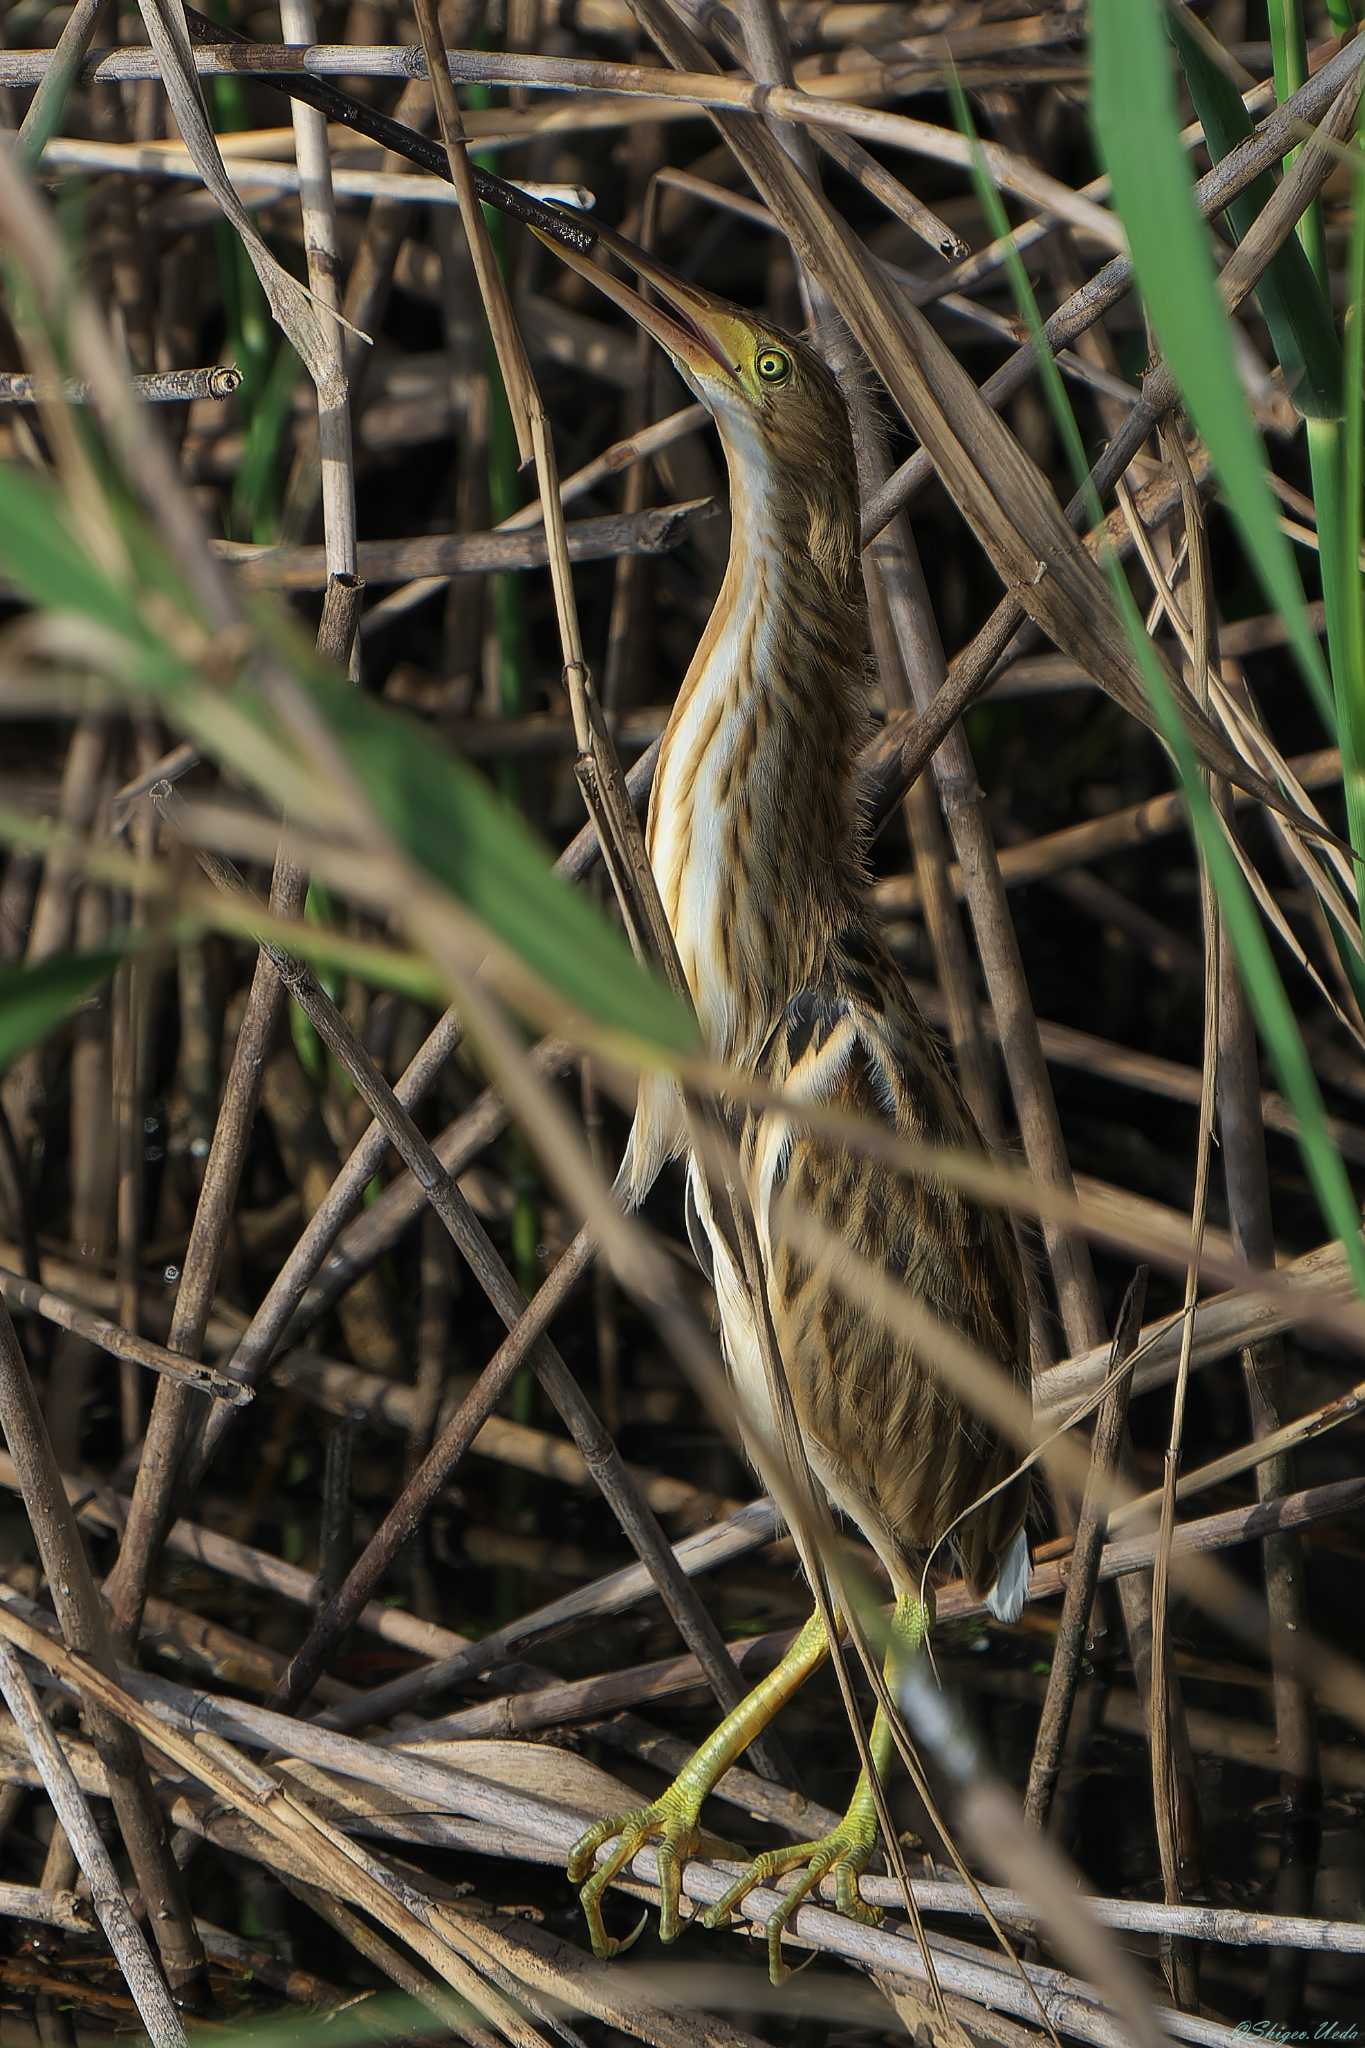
[984,1525,1030,1624]
[615,1074,687,1211]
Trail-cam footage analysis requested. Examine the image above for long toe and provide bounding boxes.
[700,1837,834,1932]
[569,1800,701,1958]
[763,1849,841,1983]
[568,1811,635,1886]
[653,1822,700,1944]
[834,1858,882,1927]
[700,1824,880,1981]
[701,1846,806,1931]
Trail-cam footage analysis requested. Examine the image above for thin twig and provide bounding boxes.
[0,1265,251,1406]
[0,364,241,403]
[222,498,716,587]
[1024,1270,1145,1828]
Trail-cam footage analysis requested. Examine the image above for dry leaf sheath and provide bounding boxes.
[536,227,1033,1980]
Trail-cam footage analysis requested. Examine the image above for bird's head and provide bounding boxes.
[534,222,860,592]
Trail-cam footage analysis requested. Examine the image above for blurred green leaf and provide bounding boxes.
[1106,570,1365,1297]
[1168,9,1341,421]
[302,667,698,1057]
[0,464,142,638]
[0,946,126,1073]
[1091,0,1334,724]
[0,465,693,1059]
[189,1989,454,2048]
[961,34,1365,1294]
[0,462,196,705]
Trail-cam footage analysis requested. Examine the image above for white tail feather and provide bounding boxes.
[985,1526,1030,1624]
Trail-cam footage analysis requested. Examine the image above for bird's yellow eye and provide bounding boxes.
[755,346,791,385]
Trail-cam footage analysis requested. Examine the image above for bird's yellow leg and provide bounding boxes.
[701,1593,930,1983]
[567,1609,830,1957]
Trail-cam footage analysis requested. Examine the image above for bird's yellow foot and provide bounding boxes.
[701,1812,882,1983]
[567,1785,704,1957]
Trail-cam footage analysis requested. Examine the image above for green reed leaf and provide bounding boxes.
[958,30,1365,1296]
[0,467,694,1060]
[0,947,126,1073]
[1168,8,1341,421]
[1091,0,1334,726]
[298,666,697,1058]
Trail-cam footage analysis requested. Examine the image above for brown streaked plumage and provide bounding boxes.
[538,223,1032,1980]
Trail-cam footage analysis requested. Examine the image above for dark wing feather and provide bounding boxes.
[684,1170,716,1288]
[742,953,1031,1597]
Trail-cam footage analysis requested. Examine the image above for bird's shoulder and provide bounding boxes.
[752,923,972,1146]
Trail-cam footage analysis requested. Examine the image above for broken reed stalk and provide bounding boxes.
[279,0,356,586]
[0,364,241,402]
[224,499,716,587]
[0,1265,250,1406]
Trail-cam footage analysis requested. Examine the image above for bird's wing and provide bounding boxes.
[683,1170,716,1287]
[736,971,1031,1594]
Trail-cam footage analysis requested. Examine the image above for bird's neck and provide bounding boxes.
[646,427,870,1064]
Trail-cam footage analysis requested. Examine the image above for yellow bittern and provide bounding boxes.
[540,227,1032,1978]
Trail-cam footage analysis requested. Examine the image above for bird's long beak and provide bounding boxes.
[531,218,746,389]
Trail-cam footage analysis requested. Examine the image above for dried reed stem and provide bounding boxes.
[0,1302,204,1994]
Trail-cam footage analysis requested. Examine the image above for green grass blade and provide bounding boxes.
[0,457,694,1060]
[953,47,1365,1298]
[1255,0,1364,942]
[1339,113,1365,875]
[0,464,143,638]
[1266,1,1328,277]
[1167,9,1340,420]
[297,664,697,1057]
[231,334,303,545]
[1091,0,1335,728]
[1109,582,1365,1297]
[0,947,126,1073]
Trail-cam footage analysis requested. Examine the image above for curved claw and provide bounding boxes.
[702,1827,881,1985]
[771,1942,821,1988]
[567,1800,702,1957]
